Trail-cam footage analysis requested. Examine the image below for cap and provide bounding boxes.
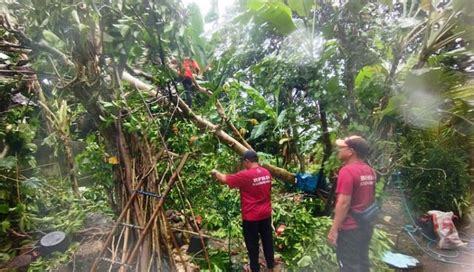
[335,135,370,159]
[241,150,258,162]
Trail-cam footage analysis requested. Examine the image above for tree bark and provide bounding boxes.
[123,73,296,183]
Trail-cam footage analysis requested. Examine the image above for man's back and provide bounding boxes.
[226,166,272,221]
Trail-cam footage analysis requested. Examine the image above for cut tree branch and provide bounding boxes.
[121,72,296,183]
[192,78,253,150]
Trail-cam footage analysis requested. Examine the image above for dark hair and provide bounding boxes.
[345,137,370,160]
[241,150,258,163]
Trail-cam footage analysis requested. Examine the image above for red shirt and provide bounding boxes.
[336,161,376,230]
[226,166,272,221]
[180,59,200,79]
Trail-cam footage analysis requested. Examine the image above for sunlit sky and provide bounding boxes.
[181,0,236,19]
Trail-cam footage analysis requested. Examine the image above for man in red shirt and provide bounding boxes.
[327,135,376,272]
[211,150,274,272]
[170,57,200,106]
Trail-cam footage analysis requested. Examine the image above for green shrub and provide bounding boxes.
[400,135,471,217]
[272,195,392,271]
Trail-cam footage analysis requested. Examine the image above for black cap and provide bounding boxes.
[336,135,370,159]
[241,150,258,162]
[346,137,369,159]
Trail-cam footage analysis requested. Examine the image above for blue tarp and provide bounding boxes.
[295,173,319,193]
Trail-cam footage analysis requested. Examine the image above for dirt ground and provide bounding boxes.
[378,183,474,272]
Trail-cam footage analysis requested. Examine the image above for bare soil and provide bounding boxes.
[378,183,474,272]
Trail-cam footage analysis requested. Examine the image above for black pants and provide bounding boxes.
[180,77,194,107]
[336,227,374,272]
[242,217,275,272]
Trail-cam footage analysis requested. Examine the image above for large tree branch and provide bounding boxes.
[1,14,74,67]
[122,72,295,183]
[191,78,254,151]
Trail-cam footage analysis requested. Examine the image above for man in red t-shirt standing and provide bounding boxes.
[327,136,376,272]
[211,150,274,272]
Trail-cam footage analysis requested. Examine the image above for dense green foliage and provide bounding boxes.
[400,129,471,215]
[0,0,472,270]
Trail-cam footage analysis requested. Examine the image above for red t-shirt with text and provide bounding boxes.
[226,166,272,221]
[336,161,376,230]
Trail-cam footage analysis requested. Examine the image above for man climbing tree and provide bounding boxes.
[171,56,200,106]
[327,136,376,272]
[211,150,275,272]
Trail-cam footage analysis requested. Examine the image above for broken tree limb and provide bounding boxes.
[122,71,156,96]
[192,78,254,151]
[122,72,296,184]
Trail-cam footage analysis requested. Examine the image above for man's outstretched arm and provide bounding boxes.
[211,169,227,185]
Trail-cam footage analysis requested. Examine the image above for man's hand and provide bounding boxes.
[211,169,227,184]
[327,227,338,246]
[328,194,351,247]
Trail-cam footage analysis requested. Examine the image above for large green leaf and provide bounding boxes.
[0,204,8,214]
[247,0,274,10]
[276,109,287,126]
[380,94,405,117]
[238,81,277,119]
[354,64,387,91]
[247,0,297,35]
[288,0,314,17]
[250,120,270,139]
[0,220,10,233]
[42,30,62,45]
[0,156,17,170]
[188,3,204,35]
[297,255,313,267]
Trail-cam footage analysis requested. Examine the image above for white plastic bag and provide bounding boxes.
[428,210,467,249]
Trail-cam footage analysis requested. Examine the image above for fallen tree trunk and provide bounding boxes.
[122,71,296,183]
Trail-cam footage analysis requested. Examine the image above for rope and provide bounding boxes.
[404,225,473,266]
[396,173,474,266]
[426,241,459,258]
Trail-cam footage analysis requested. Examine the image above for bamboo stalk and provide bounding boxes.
[90,177,148,272]
[162,210,188,272]
[154,216,162,271]
[169,228,223,242]
[120,203,131,271]
[121,153,190,269]
[108,235,115,272]
[160,211,178,272]
[116,120,144,226]
[177,176,211,270]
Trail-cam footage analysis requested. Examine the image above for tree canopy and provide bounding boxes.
[0,0,473,270]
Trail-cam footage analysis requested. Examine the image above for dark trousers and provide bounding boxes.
[180,77,194,107]
[336,227,374,272]
[242,217,275,272]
